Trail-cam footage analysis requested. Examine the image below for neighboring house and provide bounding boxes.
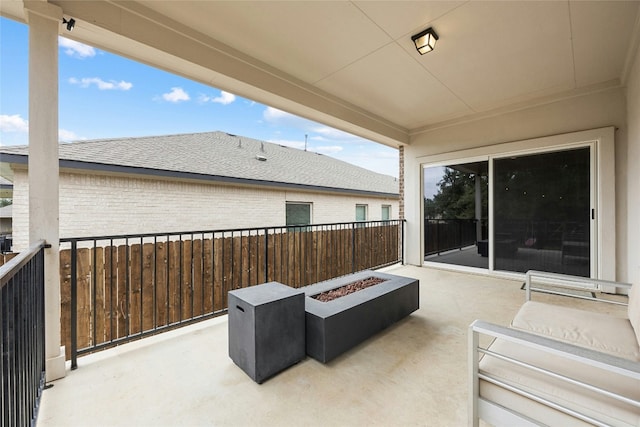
[0,131,398,251]
[0,176,12,199]
[0,204,11,235]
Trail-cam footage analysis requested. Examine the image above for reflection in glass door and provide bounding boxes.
[493,147,591,277]
[423,161,488,269]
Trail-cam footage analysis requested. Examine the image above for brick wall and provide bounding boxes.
[11,168,398,250]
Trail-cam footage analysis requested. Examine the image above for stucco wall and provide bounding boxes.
[10,168,398,251]
[626,41,640,286]
[404,86,630,280]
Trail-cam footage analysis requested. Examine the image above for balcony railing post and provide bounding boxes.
[263,228,269,283]
[401,220,405,265]
[70,240,78,370]
[352,222,356,273]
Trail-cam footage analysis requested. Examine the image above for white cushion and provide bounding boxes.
[479,338,640,426]
[511,301,640,361]
[628,284,640,347]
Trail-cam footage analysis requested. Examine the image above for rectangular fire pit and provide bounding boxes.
[304,270,419,363]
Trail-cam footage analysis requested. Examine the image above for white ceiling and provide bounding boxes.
[2,1,639,147]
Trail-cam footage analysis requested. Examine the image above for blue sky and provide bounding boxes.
[0,17,399,177]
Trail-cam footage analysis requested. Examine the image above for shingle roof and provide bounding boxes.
[0,131,398,196]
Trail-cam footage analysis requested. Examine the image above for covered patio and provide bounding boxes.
[35,265,628,426]
[1,1,639,425]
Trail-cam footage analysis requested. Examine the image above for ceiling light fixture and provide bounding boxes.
[411,27,438,55]
[62,17,75,32]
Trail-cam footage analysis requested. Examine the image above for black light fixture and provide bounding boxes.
[411,27,438,55]
[62,17,75,32]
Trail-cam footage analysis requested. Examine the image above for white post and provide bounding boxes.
[26,1,66,381]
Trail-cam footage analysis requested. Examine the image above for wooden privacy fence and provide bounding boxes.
[57,220,403,365]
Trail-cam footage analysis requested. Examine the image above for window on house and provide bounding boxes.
[286,202,312,227]
[356,204,368,222]
[382,205,391,221]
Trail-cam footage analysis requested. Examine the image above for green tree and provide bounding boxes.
[425,168,487,219]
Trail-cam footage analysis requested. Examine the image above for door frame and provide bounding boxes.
[418,126,615,280]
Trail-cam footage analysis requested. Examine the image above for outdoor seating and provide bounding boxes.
[469,270,640,426]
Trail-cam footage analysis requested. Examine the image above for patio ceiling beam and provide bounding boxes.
[49,0,408,148]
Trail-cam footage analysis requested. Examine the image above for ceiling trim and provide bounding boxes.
[409,79,622,138]
[621,8,640,86]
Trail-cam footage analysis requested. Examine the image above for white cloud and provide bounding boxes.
[69,77,133,91]
[263,107,291,121]
[315,145,344,154]
[200,91,236,105]
[0,114,29,133]
[59,37,96,58]
[161,87,190,103]
[311,126,359,141]
[263,106,316,129]
[59,129,82,142]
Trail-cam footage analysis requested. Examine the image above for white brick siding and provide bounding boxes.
[11,168,398,250]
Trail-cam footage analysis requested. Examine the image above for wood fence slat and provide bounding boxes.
[94,247,106,346]
[181,239,193,321]
[192,239,203,317]
[104,245,115,343]
[129,243,142,335]
[203,238,213,314]
[59,249,72,360]
[168,240,181,324]
[76,248,92,350]
[155,240,168,328]
[241,234,249,289]
[142,242,155,332]
[213,237,226,311]
[116,245,127,339]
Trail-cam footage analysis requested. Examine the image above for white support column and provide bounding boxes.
[26,1,66,381]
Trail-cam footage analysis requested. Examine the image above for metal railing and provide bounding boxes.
[1,240,46,427]
[424,218,478,256]
[61,220,404,368]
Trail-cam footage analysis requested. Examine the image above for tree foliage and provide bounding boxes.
[424,168,487,219]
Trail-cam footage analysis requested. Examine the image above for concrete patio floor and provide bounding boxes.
[36,265,628,426]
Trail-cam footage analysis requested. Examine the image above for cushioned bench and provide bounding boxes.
[469,271,640,426]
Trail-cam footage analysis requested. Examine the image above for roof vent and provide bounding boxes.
[256,154,267,161]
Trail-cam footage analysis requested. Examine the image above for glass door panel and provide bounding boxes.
[493,147,591,276]
[423,161,488,269]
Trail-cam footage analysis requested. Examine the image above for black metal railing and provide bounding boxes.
[424,218,478,256]
[1,240,46,427]
[61,220,404,368]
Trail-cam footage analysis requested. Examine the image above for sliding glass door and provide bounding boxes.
[493,147,592,276]
[423,145,594,277]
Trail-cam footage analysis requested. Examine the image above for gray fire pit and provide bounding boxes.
[304,270,419,363]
